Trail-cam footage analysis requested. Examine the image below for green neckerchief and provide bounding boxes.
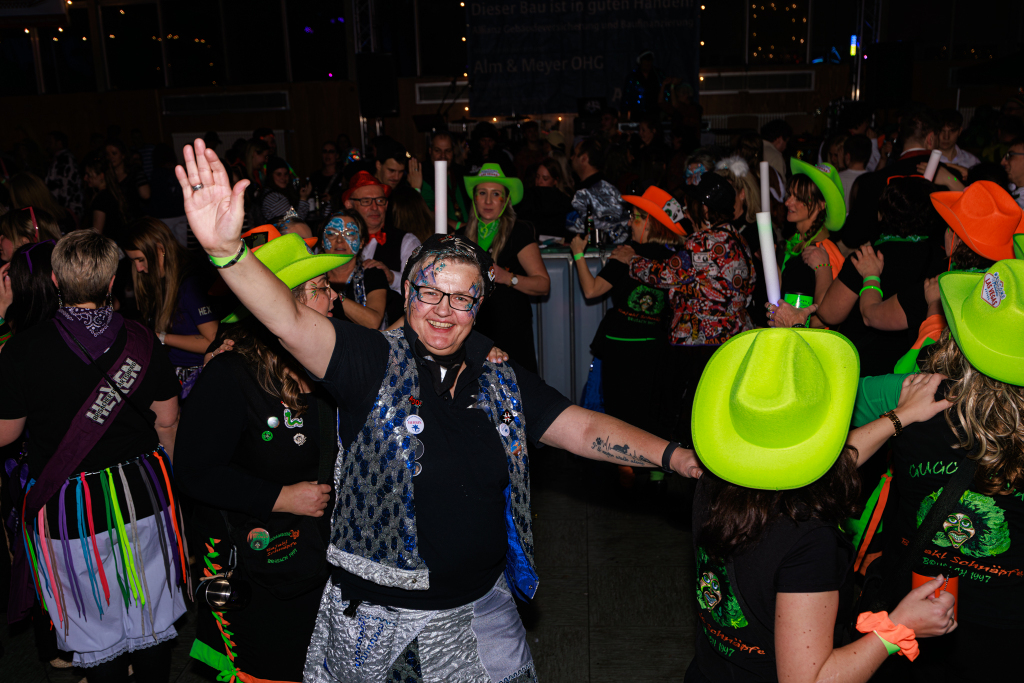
[472,198,509,251]
[874,234,928,246]
[780,227,826,274]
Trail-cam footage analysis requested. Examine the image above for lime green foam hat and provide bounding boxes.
[790,157,846,231]
[691,328,859,490]
[938,257,1024,386]
[222,233,352,323]
[1014,233,1024,259]
[464,163,524,206]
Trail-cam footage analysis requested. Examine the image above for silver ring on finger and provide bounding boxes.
[191,183,204,191]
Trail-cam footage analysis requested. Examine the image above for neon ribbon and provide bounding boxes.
[42,509,68,631]
[32,510,52,600]
[118,464,154,636]
[141,456,179,590]
[76,477,104,617]
[100,469,131,606]
[80,473,111,606]
[137,461,172,594]
[20,479,43,604]
[110,467,142,606]
[153,451,188,585]
[36,506,59,622]
[57,480,86,619]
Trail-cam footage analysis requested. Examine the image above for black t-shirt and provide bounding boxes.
[90,189,128,245]
[839,151,935,248]
[590,241,672,357]
[890,409,1024,628]
[516,186,573,238]
[328,265,388,325]
[779,248,817,301]
[470,220,539,370]
[0,320,180,532]
[835,238,946,377]
[317,320,572,609]
[691,477,854,682]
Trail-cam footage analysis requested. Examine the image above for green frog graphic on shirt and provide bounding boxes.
[696,547,749,629]
[916,489,1010,558]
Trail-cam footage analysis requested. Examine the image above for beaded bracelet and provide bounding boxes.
[814,262,831,271]
[863,275,881,284]
[209,241,248,269]
[859,285,883,297]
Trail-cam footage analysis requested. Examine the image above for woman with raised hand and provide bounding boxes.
[686,327,956,683]
[175,234,348,683]
[175,138,701,682]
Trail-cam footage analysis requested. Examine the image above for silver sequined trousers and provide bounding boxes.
[303,575,537,683]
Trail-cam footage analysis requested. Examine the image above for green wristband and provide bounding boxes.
[859,285,883,297]
[874,631,901,656]
[573,252,583,261]
[209,241,248,269]
[863,275,881,284]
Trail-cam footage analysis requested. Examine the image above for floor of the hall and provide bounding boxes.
[1,449,699,683]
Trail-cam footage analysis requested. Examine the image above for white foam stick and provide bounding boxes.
[756,211,781,305]
[434,160,447,234]
[922,149,943,182]
[759,161,770,213]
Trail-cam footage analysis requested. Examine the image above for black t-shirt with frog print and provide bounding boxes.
[889,409,1024,629]
[690,476,855,682]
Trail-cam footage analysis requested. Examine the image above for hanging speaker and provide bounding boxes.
[356,53,400,118]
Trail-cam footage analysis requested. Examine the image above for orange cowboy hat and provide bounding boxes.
[241,224,318,250]
[622,186,688,236]
[931,181,1024,261]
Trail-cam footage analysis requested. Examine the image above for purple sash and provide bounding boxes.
[8,319,153,623]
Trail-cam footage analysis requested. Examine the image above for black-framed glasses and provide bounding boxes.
[409,282,479,311]
[353,197,388,207]
[1005,151,1024,160]
[20,239,56,275]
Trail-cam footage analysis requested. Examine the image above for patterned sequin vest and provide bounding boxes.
[327,329,539,600]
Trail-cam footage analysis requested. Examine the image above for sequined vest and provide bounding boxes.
[327,329,539,600]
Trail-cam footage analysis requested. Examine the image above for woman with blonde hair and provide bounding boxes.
[124,218,218,396]
[461,164,550,372]
[6,172,76,234]
[716,156,770,325]
[0,207,62,261]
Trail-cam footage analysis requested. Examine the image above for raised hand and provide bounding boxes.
[174,138,249,258]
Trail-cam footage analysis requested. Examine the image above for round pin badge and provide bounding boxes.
[294,433,306,446]
[247,528,270,551]
[404,415,425,435]
[267,416,280,429]
[499,423,511,437]
[261,431,273,441]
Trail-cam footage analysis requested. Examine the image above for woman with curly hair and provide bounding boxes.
[847,252,1024,680]
[686,327,958,683]
[124,218,218,397]
[174,234,350,683]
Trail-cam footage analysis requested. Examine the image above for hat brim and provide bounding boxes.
[622,195,686,236]
[691,329,860,490]
[939,269,1024,385]
[931,190,1019,261]
[464,175,524,206]
[221,253,352,323]
[1015,234,1024,260]
[790,157,846,231]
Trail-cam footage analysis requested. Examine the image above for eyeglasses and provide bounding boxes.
[20,239,56,275]
[1005,151,1024,160]
[409,283,479,311]
[353,197,388,207]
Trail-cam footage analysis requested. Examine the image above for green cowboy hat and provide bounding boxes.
[691,328,859,490]
[464,163,524,206]
[938,258,1024,386]
[222,233,352,323]
[790,157,846,231]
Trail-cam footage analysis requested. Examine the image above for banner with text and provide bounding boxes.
[466,0,700,117]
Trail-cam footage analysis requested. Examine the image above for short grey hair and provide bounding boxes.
[51,231,119,306]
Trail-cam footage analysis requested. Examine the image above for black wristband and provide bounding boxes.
[661,441,680,474]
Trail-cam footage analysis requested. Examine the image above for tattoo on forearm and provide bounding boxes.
[590,435,654,467]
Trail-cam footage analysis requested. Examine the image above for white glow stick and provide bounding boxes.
[760,161,770,214]
[922,149,942,182]
[434,160,447,234]
[756,211,781,305]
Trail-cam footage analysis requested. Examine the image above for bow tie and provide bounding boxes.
[370,231,387,246]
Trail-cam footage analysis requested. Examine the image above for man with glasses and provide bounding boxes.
[410,131,471,230]
[343,171,421,293]
[1001,137,1024,210]
[176,141,703,677]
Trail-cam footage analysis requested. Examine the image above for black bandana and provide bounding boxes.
[414,339,467,396]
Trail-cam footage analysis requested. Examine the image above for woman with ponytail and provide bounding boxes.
[461,164,550,372]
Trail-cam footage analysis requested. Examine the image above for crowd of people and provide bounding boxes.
[0,91,1021,683]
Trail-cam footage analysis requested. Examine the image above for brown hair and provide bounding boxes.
[126,218,189,334]
[0,207,62,245]
[83,152,129,223]
[391,190,434,244]
[697,447,861,562]
[51,230,119,306]
[922,332,1024,496]
[7,173,71,226]
[643,217,686,246]
[785,173,828,252]
[534,158,571,196]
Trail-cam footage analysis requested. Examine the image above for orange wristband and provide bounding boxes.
[856,611,919,661]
